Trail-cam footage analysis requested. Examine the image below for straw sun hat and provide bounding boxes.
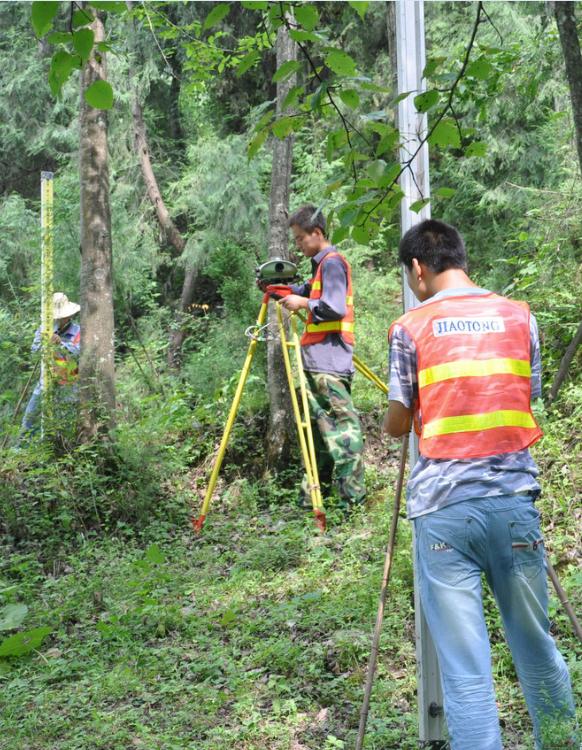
[53,292,80,320]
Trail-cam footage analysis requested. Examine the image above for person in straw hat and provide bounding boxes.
[19,292,81,440]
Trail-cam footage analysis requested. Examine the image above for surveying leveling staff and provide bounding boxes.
[385,219,577,750]
[279,204,365,510]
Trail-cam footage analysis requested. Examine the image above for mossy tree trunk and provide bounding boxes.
[79,11,115,440]
[551,2,582,400]
[265,22,297,469]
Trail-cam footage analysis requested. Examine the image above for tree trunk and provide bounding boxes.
[548,318,582,403]
[550,4,582,402]
[555,2,582,175]
[133,97,186,256]
[265,23,297,468]
[79,11,115,439]
[167,267,198,368]
[129,37,194,369]
[386,0,398,97]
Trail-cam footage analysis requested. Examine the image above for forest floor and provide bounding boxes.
[0,419,580,750]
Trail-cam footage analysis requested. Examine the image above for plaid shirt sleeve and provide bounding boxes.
[59,324,81,357]
[530,314,541,399]
[388,324,418,408]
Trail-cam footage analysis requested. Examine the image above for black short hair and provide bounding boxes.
[288,204,326,234]
[399,219,467,273]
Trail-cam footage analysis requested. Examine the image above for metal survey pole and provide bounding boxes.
[396,2,446,744]
[40,171,54,438]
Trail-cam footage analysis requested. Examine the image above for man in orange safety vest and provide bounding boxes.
[384,219,576,750]
[279,204,365,511]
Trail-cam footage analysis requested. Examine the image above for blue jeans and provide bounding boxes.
[20,383,78,440]
[414,496,576,750]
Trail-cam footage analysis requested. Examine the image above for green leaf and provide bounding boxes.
[282,85,304,110]
[0,627,52,657]
[272,60,301,83]
[352,224,371,245]
[310,82,328,112]
[272,116,296,139]
[466,57,493,81]
[0,604,28,632]
[434,187,456,198]
[203,3,231,31]
[294,4,319,31]
[376,131,400,156]
[361,111,387,125]
[413,90,439,113]
[241,1,268,8]
[88,1,127,12]
[423,57,446,79]
[465,141,487,157]
[255,109,274,131]
[84,79,114,110]
[359,81,390,94]
[339,206,359,227]
[46,31,72,45]
[389,91,412,107]
[220,609,237,627]
[95,42,113,53]
[268,3,285,27]
[73,28,95,64]
[367,159,387,182]
[48,50,80,96]
[325,178,345,195]
[377,162,401,188]
[339,89,360,109]
[236,50,260,77]
[72,8,94,29]
[410,198,430,213]
[428,119,461,148]
[289,29,320,43]
[348,2,369,20]
[327,128,348,153]
[248,128,269,160]
[325,50,356,77]
[332,226,350,244]
[32,1,59,37]
[145,544,165,565]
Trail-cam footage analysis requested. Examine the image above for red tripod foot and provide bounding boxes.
[192,515,206,534]
[314,510,326,533]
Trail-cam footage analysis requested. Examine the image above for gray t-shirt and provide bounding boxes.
[293,246,354,377]
[388,288,542,519]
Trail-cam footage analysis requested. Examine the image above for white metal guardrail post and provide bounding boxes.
[395,2,446,745]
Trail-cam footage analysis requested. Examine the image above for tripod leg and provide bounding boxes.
[356,434,409,750]
[193,299,269,532]
[295,310,387,395]
[289,312,325,530]
[353,354,388,395]
[546,555,582,643]
[276,305,325,532]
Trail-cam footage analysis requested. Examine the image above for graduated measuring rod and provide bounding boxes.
[40,171,55,439]
[192,287,388,533]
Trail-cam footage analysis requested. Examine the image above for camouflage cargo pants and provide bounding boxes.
[301,371,365,508]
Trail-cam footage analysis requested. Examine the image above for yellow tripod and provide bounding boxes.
[192,292,388,533]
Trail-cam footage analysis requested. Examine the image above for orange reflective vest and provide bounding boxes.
[52,329,81,385]
[301,252,355,346]
[389,293,542,459]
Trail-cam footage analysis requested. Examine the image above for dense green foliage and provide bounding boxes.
[0,2,580,748]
